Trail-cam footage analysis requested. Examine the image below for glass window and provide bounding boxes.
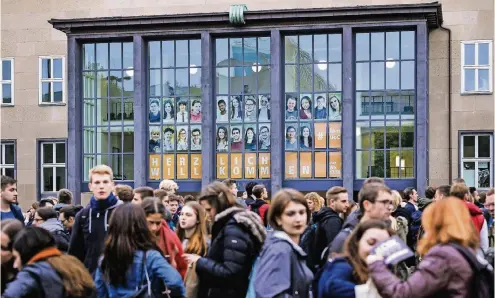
[82,42,134,181]
[39,57,65,104]
[355,31,416,179]
[148,39,202,181]
[461,134,493,189]
[0,142,15,178]
[461,41,493,93]
[284,33,342,179]
[215,37,271,179]
[41,141,66,192]
[1,58,14,105]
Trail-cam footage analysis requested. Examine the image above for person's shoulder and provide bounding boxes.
[326,257,352,273]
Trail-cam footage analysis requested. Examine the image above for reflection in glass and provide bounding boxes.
[162,126,175,151]
[216,68,228,94]
[314,35,327,62]
[216,126,229,151]
[401,122,414,148]
[230,38,243,63]
[356,150,370,178]
[190,69,201,95]
[370,150,385,177]
[464,69,475,91]
[258,95,270,121]
[42,59,51,79]
[285,65,297,92]
[53,59,63,79]
[401,150,414,178]
[109,71,122,97]
[285,94,298,120]
[216,39,228,66]
[463,162,476,186]
[478,43,489,65]
[216,96,229,122]
[385,150,400,178]
[230,67,244,94]
[149,42,161,68]
[177,126,189,151]
[285,36,298,63]
[162,41,174,68]
[386,62,399,89]
[328,64,342,91]
[190,39,201,67]
[328,93,342,120]
[2,84,11,104]
[401,61,415,90]
[478,135,491,158]
[43,143,53,164]
[258,37,270,64]
[175,68,189,96]
[328,34,342,62]
[1,60,11,81]
[190,98,202,123]
[299,35,313,62]
[314,94,327,120]
[110,43,122,69]
[356,122,370,150]
[123,154,134,180]
[83,44,96,70]
[479,69,489,90]
[258,124,271,150]
[123,43,133,69]
[370,123,385,149]
[371,62,384,90]
[401,31,415,60]
[41,82,51,103]
[314,64,328,92]
[162,98,175,123]
[356,62,369,90]
[176,40,188,68]
[464,44,475,65]
[96,43,108,70]
[176,99,188,123]
[299,64,313,92]
[386,124,400,149]
[53,82,63,102]
[463,136,475,157]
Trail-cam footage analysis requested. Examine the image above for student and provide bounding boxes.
[33,207,70,252]
[216,126,229,151]
[285,126,298,150]
[114,184,134,203]
[403,187,419,217]
[223,178,248,208]
[132,186,154,205]
[285,96,298,120]
[54,188,73,212]
[328,95,342,120]
[244,97,257,121]
[68,165,123,274]
[249,184,270,224]
[159,179,179,194]
[163,99,175,122]
[59,205,84,236]
[314,95,327,119]
[217,99,228,122]
[258,95,271,121]
[244,127,257,151]
[190,99,202,122]
[1,219,23,294]
[177,128,189,151]
[0,176,23,223]
[299,126,313,149]
[299,96,312,119]
[176,100,189,123]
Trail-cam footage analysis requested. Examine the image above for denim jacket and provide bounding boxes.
[94,249,185,297]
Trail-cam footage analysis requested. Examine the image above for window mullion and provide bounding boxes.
[52,166,56,192]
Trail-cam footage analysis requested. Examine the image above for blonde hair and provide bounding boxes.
[304,192,322,212]
[159,179,178,192]
[391,190,402,211]
[89,165,113,183]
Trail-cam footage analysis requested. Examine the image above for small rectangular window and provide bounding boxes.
[40,141,67,192]
[0,141,16,178]
[461,133,493,189]
[39,57,65,104]
[461,41,493,93]
[1,58,14,105]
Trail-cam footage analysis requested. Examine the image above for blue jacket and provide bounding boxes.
[95,250,185,298]
[318,258,356,298]
[3,261,64,298]
[1,204,25,223]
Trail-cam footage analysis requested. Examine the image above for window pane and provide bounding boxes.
[96,43,109,70]
[328,64,341,91]
[55,167,66,190]
[56,143,65,164]
[176,40,188,68]
[2,60,11,81]
[328,34,342,62]
[109,43,122,69]
[478,135,491,158]
[314,35,327,63]
[371,62,384,90]
[299,35,313,63]
[356,150,370,178]
[464,69,475,91]
[478,69,489,91]
[356,63,369,90]
[356,122,370,149]
[149,41,161,68]
[371,32,384,61]
[163,69,174,97]
[285,36,298,64]
[162,41,174,68]
[123,42,133,69]
[258,37,270,65]
[43,143,53,164]
[401,122,415,148]
[175,69,189,96]
[386,32,400,60]
[123,72,134,95]
[401,31,415,60]
[42,59,51,79]
[386,62,399,89]
[385,150,400,178]
[123,154,134,180]
[285,65,297,92]
[190,40,201,67]
[478,43,489,65]
[109,71,122,97]
[356,33,369,61]
[463,135,475,157]
[463,162,476,187]
[401,61,415,90]
[216,68,228,94]
[41,82,51,103]
[5,168,14,178]
[43,168,54,192]
[53,82,63,102]
[401,150,414,178]
[370,150,385,177]
[4,144,15,164]
[371,123,384,149]
[216,38,229,66]
[2,84,12,104]
[479,161,491,188]
[464,44,475,65]
[53,58,63,79]
[123,129,134,153]
[83,44,96,70]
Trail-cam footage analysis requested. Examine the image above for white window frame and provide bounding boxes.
[40,141,67,193]
[1,58,14,106]
[460,134,494,189]
[460,40,493,94]
[0,142,16,177]
[38,56,66,104]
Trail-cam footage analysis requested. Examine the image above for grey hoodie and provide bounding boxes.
[329,209,362,255]
[39,218,69,252]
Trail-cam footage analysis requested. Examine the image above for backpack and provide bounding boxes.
[300,220,328,273]
[450,243,494,298]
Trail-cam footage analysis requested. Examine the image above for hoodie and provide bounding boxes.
[68,193,123,274]
[313,207,343,246]
[329,209,361,255]
[39,218,70,252]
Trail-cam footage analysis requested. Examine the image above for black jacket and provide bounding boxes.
[196,207,266,298]
[313,207,343,247]
[329,209,362,255]
[3,261,64,298]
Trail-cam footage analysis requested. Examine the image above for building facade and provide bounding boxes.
[1,0,494,208]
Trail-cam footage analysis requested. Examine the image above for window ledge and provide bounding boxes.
[39,102,67,106]
[1,104,15,107]
[460,91,493,96]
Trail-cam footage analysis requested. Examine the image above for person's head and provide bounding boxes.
[469,187,479,201]
[164,99,174,115]
[217,126,227,140]
[344,220,394,283]
[450,183,470,201]
[326,186,349,214]
[178,100,187,112]
[12,227,56,270]
[245,181,257,197]
[33,207,58,226]
[301,126,311,139]
[300,96,311,111]
[101,204,158,285]
[88,165,114,200]
[39,198,55,208]
[358,183,393,221]
[184,195,197,203]
[286,126,296,139]
[177,202,208,256]
[114,184,134,203]
[159,179,178,194]
[218,99,226,113]
[245,98,255,112]
[150,128,160,141]
[57,189,73,205]
[403,187,418,203]
[163,128,174,140]
[150,99,159,114]
[363,177,385,185]
[154,189,170,208]
[141,197,165,235]
[329,95,341,112]
[1,219,23,265]
[1,176,17,205]
[418,198,479,255]
[345,200,359,219]
[304,192,322,212]
[453,178,466,185]
[59,205,83,230]
[434,185,450,201]
[485,188,494,217]
[286,97,296,111]
[133,187,154,205]
[168,194,180,214]
[222,179,238,197]
[178,128,187,141]
[245,128,255,142]
[424,186,436,200]
[316,96,326,108]
[231,96,240,108]
[260,126,269,141]
[252,184,267,200]
[390,190,402,212]
[232,127,241,142]
[192,128,201,144]
[192,99,201,114]
[479,192,487,204]
[259,95,269,107]
[268,188,310,238]
[199,181,236,220]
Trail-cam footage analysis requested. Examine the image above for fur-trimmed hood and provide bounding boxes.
[215,206,266,244]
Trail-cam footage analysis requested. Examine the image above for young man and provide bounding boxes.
[222,178,247,208]
[114,184,134,203]
[230,127,243,151]
[249,184,269,224]
[159,179,178,194]
[217,99,228,122]
[132,187,154,205]
[54,188,73,212]
[433,185,450,201]
[0,176,23,223]
[169,195,181,227]
[68,165,123,274]
[403,187,418,217]
[244,181,258,207]
[485,188,494,218]
[191,128,202,150]
[59,205,84,236]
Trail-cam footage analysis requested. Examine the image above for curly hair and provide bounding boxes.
[304,192,322,212]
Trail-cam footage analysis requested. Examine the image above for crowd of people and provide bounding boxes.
[0,166,494,298]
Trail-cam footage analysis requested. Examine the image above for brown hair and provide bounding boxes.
[168,194,180,204]
[57,189,73,205]
[1,175,16,191]
[134,187,154,199]
[358,183,391,211]
[47,255,95,297]
[88,165,113,183]
[304,192,323,212]
[114,185,134,203]
[344,220,394,284]
[184,194,197,203]
[252,184,266,199]
[418,198,478,255]
[450,183,469,200]
[268,188,310,231]
[424,186,436,200]
[1,219,23,250]
[453,178,466,184]
[222,178,237,189]
[436,185,451,197]
[487,188,495,196]
[363,177,384,185]
[154,189,169,201]
[199,181,236,215]
[326,186,347,206]
[176,202,208,256]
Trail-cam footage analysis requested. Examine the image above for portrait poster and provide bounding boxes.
[149,98,161,123]
[216,96,229,122]
[190,98,202,123]
[285,94,298,120]
[190,126,202,151]
[244,95,257,122]
[258,95,271,121]
[162,98,175,123]
[176,99,189,123]
[162,126,175,152]
[149,126,161,153]
[230,96,243,122]
[328,93,342,121]
[258,124,271,151]
[176,126,189,151]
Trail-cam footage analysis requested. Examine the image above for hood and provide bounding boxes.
[250,199,267,209]
[313,207,340,223]
[465,201,483,216]
[342,209,361,229]
[24,261,64,295]
[417,197,433,211]
[39,218,64,233]
[265,230,306,257]
[245,197,256,206]
[215,206,267,244]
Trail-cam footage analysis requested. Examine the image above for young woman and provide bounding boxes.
[318,220,394,297]
[254,189,314,298]
[285,126,297,150]
[230,96,243,121]
[328,95,342,120]
[163,99,175,122]
[299,96,312,119]
[190,99,202,122]
[184,181,266,298]
[304,192,323,215]
[95,203,185,297]
[141,197,187,279]
[177,128,188,151]
[1,219,23,294]
[216,126,228,151]
[299,126,313,149]
[244,127,257,151]
[3,227,94,298]
[368,198,479,298]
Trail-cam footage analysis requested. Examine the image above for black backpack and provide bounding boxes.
[450,243,494,298]
[300,219,328,273]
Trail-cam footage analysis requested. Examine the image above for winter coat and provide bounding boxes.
[196,207,266,298]
[404,201,417,218]
[254,231,314,298]
[95,249,185,297]
[39,218,70,252]
[369,244,474,298]
[0,204,25,223]
[68,194,123,274]
[329,210,361,255]
[314,207,343,247]
[317,257,356,298]
[3,261,65,298]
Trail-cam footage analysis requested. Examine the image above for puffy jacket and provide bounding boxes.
[39,218,70,252]
[317,257,356,298]
[329,210,361,255]
[254,231,314,298]
[3,261,64,298]
[369,244,474,298]
[196,207,266,298]
[95,250,185,297]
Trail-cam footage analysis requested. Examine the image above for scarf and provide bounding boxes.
[27,247,62,265]
[89,193,118,211]
[157,219,187,279]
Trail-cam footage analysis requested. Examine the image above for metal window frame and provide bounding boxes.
[460,40,493,94]
[459,132,494,189]
[39,56,66,105]
[0,140,16,178]
[39,140,67,193]
[1,58,15,106]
